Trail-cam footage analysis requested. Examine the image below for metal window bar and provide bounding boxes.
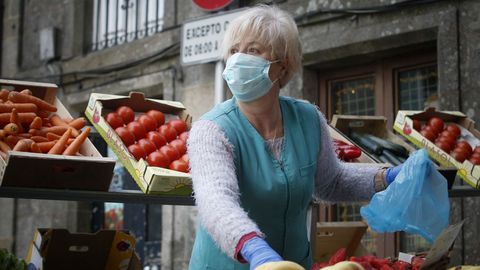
[92,0,165,51]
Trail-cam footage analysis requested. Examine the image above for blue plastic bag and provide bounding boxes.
[360,149,449,242]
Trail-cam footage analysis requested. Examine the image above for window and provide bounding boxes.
[397,65,438,110]
[92,0,165,51]
[332,77,376,116]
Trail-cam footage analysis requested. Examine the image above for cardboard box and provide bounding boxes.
[0,79,115,191]
[85,92,192,195]
[394,108,480,190]
[331,115,417,158]
[328,125,379,163]
[26,228,140,270]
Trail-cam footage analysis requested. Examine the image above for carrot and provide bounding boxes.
[63,127,90,155]
[17,133,31,138]
[5,135,21,148]
[29,126,69,137]
[67,138,74,144]
[31,136,49,143]
[0,130,6,140]
[0,112,36,124]
[20,89,32,95]
[37,141,57,153]
[37,110,50,118]
[0,89,9,101]
[30,117,42,130]
[63,118,72,123]
[8,91,57,112]
[30,142,41,153]
[13,138,34,152]
[10,108,24,133]
[46,132,61,141]
[50,115,79,137]
[48,128,72,154]
[0,140,11,153]
[4,123,20,135]
[0,103,37,113]
[68,117,86,130]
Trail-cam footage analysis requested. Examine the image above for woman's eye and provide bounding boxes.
[248,47,260,54]
[230,48,238,54]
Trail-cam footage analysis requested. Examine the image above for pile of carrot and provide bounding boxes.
[0,88,90,159]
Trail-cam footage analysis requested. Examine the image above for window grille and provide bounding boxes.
[92,0,165,51]
[332,77,376,116]
[398,65,438,110]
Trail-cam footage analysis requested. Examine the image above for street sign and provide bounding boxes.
[192,0,233,11]
[181,9,245,66]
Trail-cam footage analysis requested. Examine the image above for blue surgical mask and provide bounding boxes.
[222,53,279,102]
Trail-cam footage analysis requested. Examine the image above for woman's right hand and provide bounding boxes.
[241,236,283,270]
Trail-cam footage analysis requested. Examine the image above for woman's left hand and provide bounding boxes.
[385,164,403,185]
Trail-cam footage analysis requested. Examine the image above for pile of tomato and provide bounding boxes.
[413,117,480,165]
[312,248,425,270]
[105,106,189,173]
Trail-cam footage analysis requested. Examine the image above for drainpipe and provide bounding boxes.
[214,61,225,104]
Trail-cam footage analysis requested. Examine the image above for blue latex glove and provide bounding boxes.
[241,236,283,270]
[385,164,403,185]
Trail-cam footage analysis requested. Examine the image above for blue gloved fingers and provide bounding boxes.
[385,164,404,185]
[241,236,283,270]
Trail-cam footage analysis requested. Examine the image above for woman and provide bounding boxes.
[187,5,400,270]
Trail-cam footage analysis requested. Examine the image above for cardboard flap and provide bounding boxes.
[408,107,466,122]
[0,79,57,105]
[332,115,388,138]
[1,151,115,191]
[95,92,185,114]
[314,221,368,262]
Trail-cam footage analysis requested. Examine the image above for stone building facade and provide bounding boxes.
[1,0,479,268]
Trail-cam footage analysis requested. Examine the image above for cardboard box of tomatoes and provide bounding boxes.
[394,107,480,190]
[0,79,115,191]
[85,92,192,195]
[26,228,141,270]
[332,114,458,188]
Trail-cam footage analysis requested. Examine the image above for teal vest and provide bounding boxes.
[189,96,321,270]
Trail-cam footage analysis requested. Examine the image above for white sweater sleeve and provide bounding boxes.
[187,119,263,259]
[314,111,383,202]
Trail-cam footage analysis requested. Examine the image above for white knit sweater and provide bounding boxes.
[187,110,380,259]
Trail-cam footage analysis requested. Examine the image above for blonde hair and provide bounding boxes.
[222,5,302,87]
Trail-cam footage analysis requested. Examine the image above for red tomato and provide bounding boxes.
[115,127,136,146]
[146,110,165,126]
[180,154,189,163]
[146,151,170,168]
[451,148,468,162]
[169,160,189,173]
[412,119,422,131]
[420,129,436,142]
[440,130,457,142]
[105,112,124,129]
[158,125,177,142]
[169,139,187,155]
[128,144,146,160]
[423,125,439,137]
[428,117,444,134]
[168,119,188,134]
[471,152,480,159]
[435,141,452,153]
[146,131,167,148]
[159,144,180,161]
[137,114,158,132]
[445,123,461,138]
[127,121,147,141]
[116,106,135,124]
[470,156,480,165]
[474,146,480,155]
[436,134,456,148]
[138,138,157,155]
[456,141,472,156]
[179,131,189,142]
